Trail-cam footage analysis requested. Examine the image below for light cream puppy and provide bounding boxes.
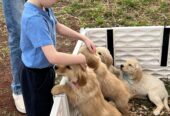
[120,58,170,115]
[96,47,120,78]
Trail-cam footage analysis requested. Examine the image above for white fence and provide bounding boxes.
[50,26,170,116]
[81,26,170,78]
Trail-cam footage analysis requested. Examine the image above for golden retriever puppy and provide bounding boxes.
[79,46,131,116]
[51,64,122,116]
[120,58,170,115]
[96,47,120,77]
[96,47,133,97]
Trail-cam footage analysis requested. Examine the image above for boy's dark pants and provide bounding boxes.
[20,63,55,116]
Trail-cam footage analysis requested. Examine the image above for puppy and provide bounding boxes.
[120,58,170,115]
[96,47,120,77]
[51,64,121,116]
[79,46,131,116]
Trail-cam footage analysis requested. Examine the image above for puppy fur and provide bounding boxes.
[51,64,121,116]
[79,46,131,116]
[96,47,120,77]
[121,58,170,115]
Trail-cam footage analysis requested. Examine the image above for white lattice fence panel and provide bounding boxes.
[83,28,108,47]
[114,26,163,48]
[81,26,170,79]
[114,48,161,66]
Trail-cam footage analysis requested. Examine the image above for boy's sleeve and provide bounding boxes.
[26,15,53,48]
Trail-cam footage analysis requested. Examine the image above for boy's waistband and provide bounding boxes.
[22,62,54,72]
[26,66,54,71]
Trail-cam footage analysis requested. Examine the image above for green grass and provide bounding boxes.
[54,0,170,28]
[1,47,9,58]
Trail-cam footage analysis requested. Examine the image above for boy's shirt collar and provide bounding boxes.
[25,2,50,19]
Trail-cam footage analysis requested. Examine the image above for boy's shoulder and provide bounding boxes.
[23,2,44,19]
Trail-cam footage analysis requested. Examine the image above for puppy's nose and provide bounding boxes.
[120,65,124,69]
[55,65,58,70]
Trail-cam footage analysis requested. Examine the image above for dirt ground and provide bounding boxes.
[0,1,170,116]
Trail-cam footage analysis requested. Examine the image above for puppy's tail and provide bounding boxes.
[163,96,170,111]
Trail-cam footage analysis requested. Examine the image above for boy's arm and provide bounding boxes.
[56,22,96,53]
[41,45,86,65]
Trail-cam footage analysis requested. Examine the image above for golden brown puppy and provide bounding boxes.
[79,46,131,116]
[96,47,133,98]
[96,47,120,77]
[120,58,170,116]
[51,64,122,116]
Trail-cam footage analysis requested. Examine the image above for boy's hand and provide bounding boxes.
[78,53,86,64]
[78,53,87,70]
[83,37,96,53]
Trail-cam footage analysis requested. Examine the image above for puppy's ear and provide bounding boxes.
[135,63,140,69]
[104,53,113,67]
[79,46,99,69]
[77,71,87,86]
[86,55,99,69]
[134,63,143,81]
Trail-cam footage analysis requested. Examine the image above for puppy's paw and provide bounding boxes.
[153,109,161,116]
[111,66,120,77]
[51,85,63,95]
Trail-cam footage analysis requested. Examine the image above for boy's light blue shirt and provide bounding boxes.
[20,2,57,68]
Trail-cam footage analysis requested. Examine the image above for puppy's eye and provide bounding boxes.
[98,52,102,55]
[128,64,132,67]
[66,65,71,69]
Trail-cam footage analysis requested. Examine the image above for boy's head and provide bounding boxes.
[38,0,57,7]
[29,0,57,8]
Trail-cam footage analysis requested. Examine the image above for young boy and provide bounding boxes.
[20,0,96,116]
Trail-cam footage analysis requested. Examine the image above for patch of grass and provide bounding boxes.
[160,2,169,12]
[54,0,170,27]
[60,3,82,14]
[95,16,104,25]
[117,0,141,9]
[1,47,9,58]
